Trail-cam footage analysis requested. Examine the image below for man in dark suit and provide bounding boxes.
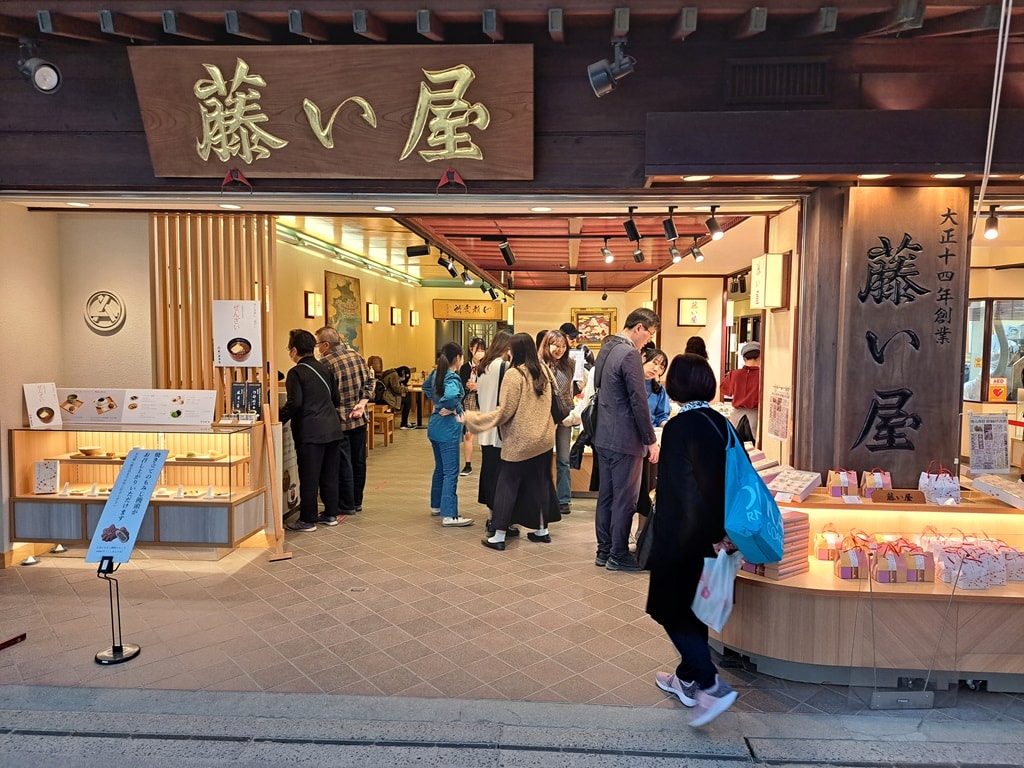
[593,308,661,571]
[280,328,343,532]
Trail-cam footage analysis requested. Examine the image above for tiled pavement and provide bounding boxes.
[3,426,1024,725]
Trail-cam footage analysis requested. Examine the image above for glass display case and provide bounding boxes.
[9,424,266,549]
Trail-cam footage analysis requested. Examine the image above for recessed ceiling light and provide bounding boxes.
[66,202,91,208]
[373,205,396,212]
[770,174,801,180]
[682,175,712,182]
[932,173,965,179]
[219,203,242,210]
[530,206,552,212]
[858,174,890,180]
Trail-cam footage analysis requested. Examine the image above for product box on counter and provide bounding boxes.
[767,469,822,502]
[971,474,1024,511]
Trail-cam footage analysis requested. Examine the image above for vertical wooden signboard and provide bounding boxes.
[836,187,970,488]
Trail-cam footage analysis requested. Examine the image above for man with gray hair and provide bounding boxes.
[592,307,661,571]
[316,326,374,515]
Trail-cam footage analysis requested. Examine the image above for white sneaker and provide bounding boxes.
[655,672,698,707]
[442,516,474,527]
[430,508,441,516]
[688,676,737,727]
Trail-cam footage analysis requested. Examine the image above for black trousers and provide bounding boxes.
[296,440,341,524]
[341,425,367,508]
[336,428,355,512]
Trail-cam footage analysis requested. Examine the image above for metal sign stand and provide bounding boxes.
[94,555,140,665]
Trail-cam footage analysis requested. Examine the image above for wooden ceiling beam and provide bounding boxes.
[731,7,768,39]
[416,9,444,42]
[548,8,564,42]
[841,0,924,38]
[792,7,838,38]
[482,9,504,42]
[353,9,386,41]
[225,10,274,42]
[0,14,38,39]
[912,5,1002,38]
[671,8,699,41]
[36,11,110,43]
[288,10,330,42]
[162,11,218,42]
[98,11,162,42]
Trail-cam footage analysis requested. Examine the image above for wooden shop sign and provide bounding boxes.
[128,46,533,180]
[432,299,501,321]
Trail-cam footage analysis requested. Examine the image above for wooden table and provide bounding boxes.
[407,384,433,426]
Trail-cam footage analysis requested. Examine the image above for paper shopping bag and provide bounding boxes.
[827,469,858,497]
[860,468,892,498]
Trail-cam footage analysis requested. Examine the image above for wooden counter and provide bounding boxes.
[711,491,1024,691]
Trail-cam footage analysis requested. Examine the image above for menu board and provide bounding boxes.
[24,382,63,429]
[56,388,217,426]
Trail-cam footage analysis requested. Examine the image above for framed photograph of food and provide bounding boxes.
[325,271,364,353]
[571,307,617,345]
[677,298,708,327]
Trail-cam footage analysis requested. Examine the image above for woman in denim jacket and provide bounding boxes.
[423,341,474,527]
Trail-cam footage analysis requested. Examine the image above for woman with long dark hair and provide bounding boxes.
[423,341,474,527]
[475,331,517,535]
[540,329,576,515]
[464,333,561,549]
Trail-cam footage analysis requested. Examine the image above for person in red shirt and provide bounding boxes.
[720,341,760,439]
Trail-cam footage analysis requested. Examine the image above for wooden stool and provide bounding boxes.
[373,407,395,446]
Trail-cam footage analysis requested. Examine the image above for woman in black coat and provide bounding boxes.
[646,353,739,727]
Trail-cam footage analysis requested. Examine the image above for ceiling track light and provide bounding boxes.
[984,204,1000,240]
[601,237,614,264]
[406,240,431,257]
[462,271,474,286]
[738,273,747,293]
[488,288,499,300]
[17,38,61,94]
[623,205,641,242]
[507,273,515,290]
[479,281,490,294]
[498,239,517,266]
[690,237,705,263]
[587,37,636,98]
[632,243,645,263]
[439,253,459,278]
[663,205,678,241]
[579,272,588,291]
[602,291,609,301]
[705,205,724,241]
[669,244,682,263]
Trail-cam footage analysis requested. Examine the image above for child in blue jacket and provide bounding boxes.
[423,341,474,527]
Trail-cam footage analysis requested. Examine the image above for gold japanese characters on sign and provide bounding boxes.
[129,46,533,180]
[432,299,501,321]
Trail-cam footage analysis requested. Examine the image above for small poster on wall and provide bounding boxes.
[967,412,1010,474]
[213,300,263,368]
[767,386,791,441]
[24,382,62,429]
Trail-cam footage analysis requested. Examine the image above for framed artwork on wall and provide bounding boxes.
[324,271,364,352]
[571,307,617,345]
[678,298,708,327]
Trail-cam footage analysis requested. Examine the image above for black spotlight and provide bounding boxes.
[632,244,645,263]
[498,239,516,266]
[479,281,490,294]
[439,254,459,278]
[729,277,739,294]
[663,206,678,241]
[601,238,614,263]
[462,271,474,286]
[579,273,588,291]
[669,245,682,263]
[738,273,747,293]
[690,237,705,263]
[507,273,515,290]
[623,206,641,242]
[17,38,61,94]
[406,241,430,257]
[587,38,636,98]
[602,291,609,301]
[705,205,724,241]
[488,288,499,300]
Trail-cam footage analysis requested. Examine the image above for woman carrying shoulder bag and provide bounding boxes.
[464,333,561,550]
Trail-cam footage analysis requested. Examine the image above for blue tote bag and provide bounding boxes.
[704,413,784,564]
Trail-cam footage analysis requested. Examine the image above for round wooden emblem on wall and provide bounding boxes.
[84,290,126,333]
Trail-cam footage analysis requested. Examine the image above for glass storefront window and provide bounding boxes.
[963,299,1024,403]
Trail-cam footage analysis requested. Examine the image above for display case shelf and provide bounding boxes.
[9,425,266,549]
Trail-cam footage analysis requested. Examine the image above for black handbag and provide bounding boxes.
[636,498,657,570]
